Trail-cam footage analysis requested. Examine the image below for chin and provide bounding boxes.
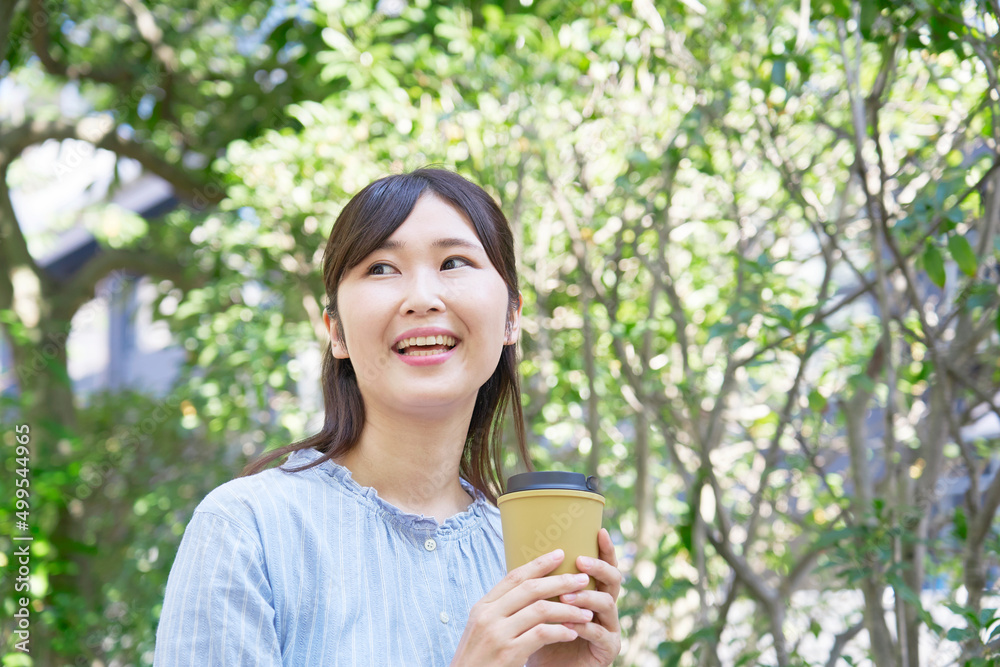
[394,393,477,418]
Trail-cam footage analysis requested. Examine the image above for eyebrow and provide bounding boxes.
[375,237,484,252]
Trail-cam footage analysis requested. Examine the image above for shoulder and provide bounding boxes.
[191,453,331,538]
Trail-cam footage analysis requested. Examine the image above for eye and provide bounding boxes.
[367,262,399,276]
[442,256,472,270]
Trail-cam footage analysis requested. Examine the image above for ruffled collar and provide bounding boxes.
[282,447,490,537]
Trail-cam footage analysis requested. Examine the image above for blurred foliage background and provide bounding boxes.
[1,0,1000,665]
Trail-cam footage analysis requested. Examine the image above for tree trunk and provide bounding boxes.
[582,289,600,477]
[842,346,897,667]
[634,409,652,549]
[8,302,88,666]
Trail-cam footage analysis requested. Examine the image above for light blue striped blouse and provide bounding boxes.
[153,447,509,666]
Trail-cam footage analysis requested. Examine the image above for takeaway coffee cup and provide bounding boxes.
[497,471,605,590]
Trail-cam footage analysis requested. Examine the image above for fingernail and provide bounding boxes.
[575,573,590,584]
[582,610,593,621]
[550,549,564,561]
[579,557,594,568]
[562,593,578,602]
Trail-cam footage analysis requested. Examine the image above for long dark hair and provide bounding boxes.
[241,168,529,503]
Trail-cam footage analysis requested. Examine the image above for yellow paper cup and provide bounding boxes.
[497,472,605,591]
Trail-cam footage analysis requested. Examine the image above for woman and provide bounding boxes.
[154,169,622,666]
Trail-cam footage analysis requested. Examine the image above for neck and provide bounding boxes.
[337,402,476,523]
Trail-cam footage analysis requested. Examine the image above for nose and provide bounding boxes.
[399,267,447,315]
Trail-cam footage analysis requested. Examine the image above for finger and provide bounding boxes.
[599,528,619,568]
[562,620,619,653]
[481,549,566,604]
[505,598,594,637]
[558,589,620,632]
[577,553,623,601]
[512,622,579,658]
[493,571,592,617]
[576,555,622,590]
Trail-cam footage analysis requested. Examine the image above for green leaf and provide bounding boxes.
[771,58,786,88]
[814,526,857,550]
[966,284,997,309]
[953,506,967,541]
[850,372,878,395]
[923,244,946,287]
[772,303,794,323]
[860,0,877,38]
[888,572,922,608]
[946,626,974,642]
[946,601,981,624]
[677,518,693,557]
[808,389,827,413]
[988,619,1000,642]
[947,235,977,277]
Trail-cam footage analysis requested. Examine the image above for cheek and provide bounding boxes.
[478,286,514,339]
[337,300,380,353]
[344,329,398,387]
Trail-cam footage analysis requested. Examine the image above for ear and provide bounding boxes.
[504,292,523,345]
[324,310,350,359]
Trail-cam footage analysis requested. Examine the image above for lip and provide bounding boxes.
[395,346,458,366]
[392,327,461,347]
[392,326,461,367]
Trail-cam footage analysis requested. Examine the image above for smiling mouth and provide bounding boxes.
[395,335,459,357]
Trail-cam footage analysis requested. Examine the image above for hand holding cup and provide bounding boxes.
[450,548,596,667]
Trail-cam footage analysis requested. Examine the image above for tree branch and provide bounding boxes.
[28,0,133,85]
[969,458,1000,557]
[705,528,776,608]
[0,171,42,279]
[121,0,179,74]
[0,0,24,58]
[744,252,832,548]
[0,117,223,206]
[824,621,865,667]
[54,247,201,319]
[705,528,790,666]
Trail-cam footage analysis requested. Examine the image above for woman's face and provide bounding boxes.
[326,193,520,420]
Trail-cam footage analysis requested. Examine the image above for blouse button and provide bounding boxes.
[424,538,437,552]
[440,611,450,624]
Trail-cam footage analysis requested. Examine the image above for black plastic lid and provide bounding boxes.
[505,471,602,495]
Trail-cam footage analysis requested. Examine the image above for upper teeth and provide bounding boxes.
[397,335,457,350]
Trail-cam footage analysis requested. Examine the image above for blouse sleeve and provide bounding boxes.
[154,510,282,666]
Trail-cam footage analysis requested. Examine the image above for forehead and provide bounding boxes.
[381,194,483,247]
